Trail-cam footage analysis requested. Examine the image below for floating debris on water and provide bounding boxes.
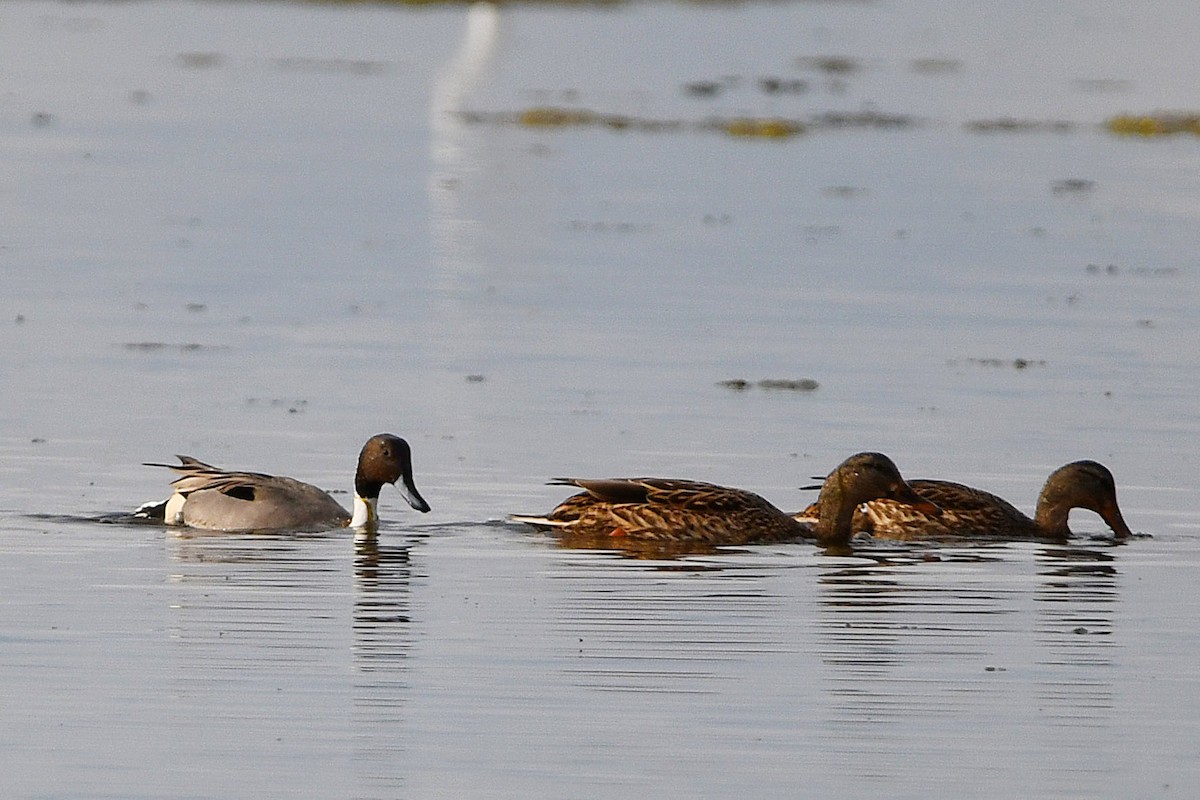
[719,378,819,392]
[272,57,388,76]
[758,77,808,95]
[758,379,820,391]
[176,52,223,70]
[485,107,802,137]
[809,110,917,130]
[951,358,1047,369]
[721,117,802,138]
[514,106,683,133]
[796,55,861,75]
[1051,178,1096,195]
[683,80,724,98]
[519,107,598,128]
[1107,112,1200,137]
[683,75,807,100]
[964,118,1075,133]
[821,186,868,199]
[566,219,653,233]
[121,342,227,353]
[910,58,962,74]
[1086,263,1180,277]
[465,106,915,139]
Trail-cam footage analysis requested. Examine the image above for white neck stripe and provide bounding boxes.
[349,495,378,528]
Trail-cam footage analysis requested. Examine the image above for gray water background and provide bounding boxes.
[2,1,1200,797]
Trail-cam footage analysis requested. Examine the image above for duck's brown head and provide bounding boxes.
[356,433,431,513]
[814,452,940,545]
[1036,460,1131,539]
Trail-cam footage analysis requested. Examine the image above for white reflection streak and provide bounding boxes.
[429,2,501,276]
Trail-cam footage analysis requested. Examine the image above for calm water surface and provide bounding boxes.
[2,0,1199,797]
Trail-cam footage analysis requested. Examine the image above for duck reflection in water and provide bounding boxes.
[354,535,416,652]
[813,541,1122,763]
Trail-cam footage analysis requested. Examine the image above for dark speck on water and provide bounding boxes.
[758,76,807,95]
[964,118,1076,133]
[176,51,223,69]
[796,55,861,74]
[683,80,723,98]
[121,342,221,353]
[757,378,820,391]
[1051,178,1096,195]
[952,357,1048,369]
[719,378,819,391]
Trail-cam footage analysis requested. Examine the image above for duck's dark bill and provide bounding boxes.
[398,475,431,513]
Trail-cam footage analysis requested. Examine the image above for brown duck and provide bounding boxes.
[796,460,1132,541]
[512,452,939,547]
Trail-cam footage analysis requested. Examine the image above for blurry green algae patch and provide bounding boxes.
[465,107,915,139]
[510,107,805,138]
[1106,112,1200,137]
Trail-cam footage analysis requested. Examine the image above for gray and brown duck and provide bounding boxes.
[137,433,430,532]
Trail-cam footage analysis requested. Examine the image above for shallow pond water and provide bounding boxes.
[2,0,1200,797]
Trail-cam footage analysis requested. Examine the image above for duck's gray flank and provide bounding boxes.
[138,433,429,532]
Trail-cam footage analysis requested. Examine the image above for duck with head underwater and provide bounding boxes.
[797,459,1132,541]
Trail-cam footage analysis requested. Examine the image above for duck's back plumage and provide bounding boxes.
[513,477,806,544]
[857,479,1034,539]
[149,456,350,531]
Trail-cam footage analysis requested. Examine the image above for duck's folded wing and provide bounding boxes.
[145,456,271,500]
[549,477,737,506]
[550,477,766,515]
[548,478,653,504]
[908,480,1019,515]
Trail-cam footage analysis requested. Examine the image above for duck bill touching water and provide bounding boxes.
[136,433,430,532]
[797,459,1132,541]
[511,451,936,549]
